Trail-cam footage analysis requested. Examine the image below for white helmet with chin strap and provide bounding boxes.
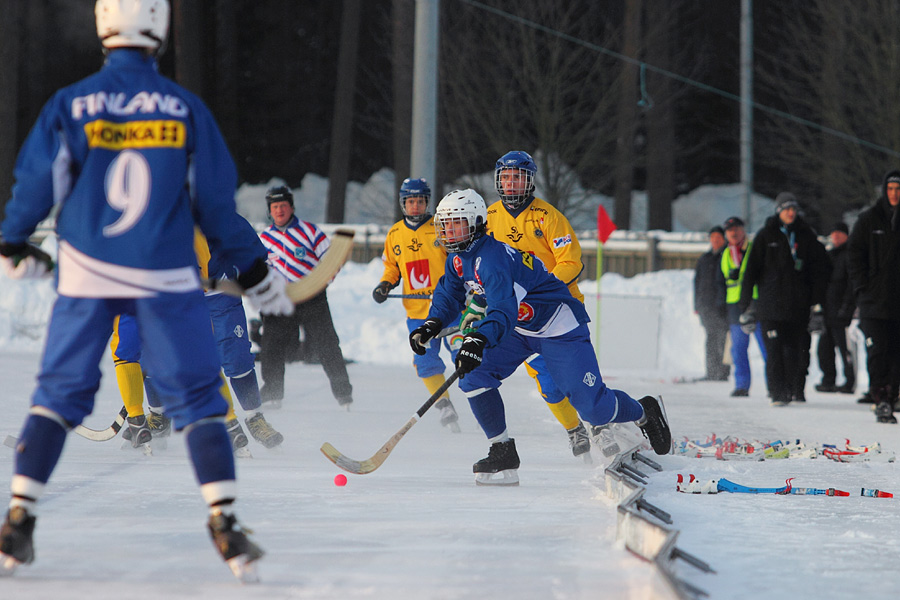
[434,189,487,253]
[95,0,170,53]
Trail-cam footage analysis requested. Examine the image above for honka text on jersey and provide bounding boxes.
[85,120,186,149]
[71,91,189,120]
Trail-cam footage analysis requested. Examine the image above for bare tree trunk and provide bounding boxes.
[645,8,674,231]
[392,0,415,221]
[614,0,642,230]
[327,0,362,224]
[0,0,21,221]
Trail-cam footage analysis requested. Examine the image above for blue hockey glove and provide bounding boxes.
[409,318,442,355]
[0,240,54,280]
[455,332,487,378]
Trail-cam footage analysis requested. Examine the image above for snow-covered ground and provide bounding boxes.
[1,258,898,599]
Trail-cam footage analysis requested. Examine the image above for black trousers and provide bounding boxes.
[858,318,900,400]
[260,291,352,401]
[699,311,730,380]
[816,320,854,387]
[760,319,809,402]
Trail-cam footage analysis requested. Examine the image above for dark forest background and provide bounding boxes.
[2,0,900,231]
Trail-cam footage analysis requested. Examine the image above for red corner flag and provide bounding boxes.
[597,205,617,244]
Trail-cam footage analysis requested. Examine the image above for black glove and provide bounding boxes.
[409,318,443,355]
[0,240,55,279]
[455,332,487,378]
[372,281,393,304]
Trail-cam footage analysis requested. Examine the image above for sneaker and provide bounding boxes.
[770,395,792,407]
[435,398,461,432]
[857,392,875,404]
[123,415,152,448]
[147,411,171,438]
[473,439,520,486]
[207,511,264,582]
[815,383,837,393]
[244,413,284,449]
[792,393,806,403]
[566,423,591,457]
[226,418,250,451]
[730,388,749,397]
[590,424,621,457]
[875,402,898,424]
[836,382,855,394]
[636,396,672,455]
[0,506,36,574]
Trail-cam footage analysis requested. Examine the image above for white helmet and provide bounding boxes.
[434,189,487,253]
[95,0,170,52]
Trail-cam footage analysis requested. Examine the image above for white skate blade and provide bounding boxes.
[474,469,519,486]
[0,553,22,577]
[233,446,253,459]
[445,422,461,434]
[226,554,260,583]
[581,452,593,465]
[3,435,17,450]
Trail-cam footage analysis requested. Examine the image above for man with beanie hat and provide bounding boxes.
[815,222,856,394]
[694,226,730,380]
[740,194,830,406]
[847,170,900,423]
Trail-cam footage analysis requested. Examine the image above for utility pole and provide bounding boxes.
[410,0,439,195]
[740,0,753,227]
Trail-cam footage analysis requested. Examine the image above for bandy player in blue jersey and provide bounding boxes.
[0,0,293,581]
[410,189,672,485]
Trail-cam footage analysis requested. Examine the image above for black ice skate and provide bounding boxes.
[122,415,152,451]
[435,398,461,433]
[636,396,672,455]
[0,506,36,576]
[473,439,520,486]
[245,413,284,448]
[567,423,591,459]
[207,511,264,583]
[226,418,252,458]
[875,401,898,424]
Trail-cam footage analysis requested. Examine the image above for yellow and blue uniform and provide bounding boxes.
[486,196,584,430]
[380,216,460,395]
[720,241,767,391]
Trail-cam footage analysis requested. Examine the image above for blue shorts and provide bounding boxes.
[206,293,254,377]
[111,313,141,364]
[33,293,227,430]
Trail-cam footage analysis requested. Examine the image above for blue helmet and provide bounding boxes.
[399,178,431,223]
[494,151,537,210]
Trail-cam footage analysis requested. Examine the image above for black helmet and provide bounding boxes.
[265,185,294,208]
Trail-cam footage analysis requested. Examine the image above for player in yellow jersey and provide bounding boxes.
[372,178,461,431]
[485,151,598,458]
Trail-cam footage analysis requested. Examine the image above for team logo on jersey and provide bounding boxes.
[474,256,483,286]
[583,372,596,387]
[293,246,307,259]
[534,228,543,238]
[406,259,431,290]
[453,255,463,278]
[519,251,534,270]
[407,238,423,252]
[447,332,465,352]
[84,119,186,149]
[552,234,572,249]
[517,302,535,322]
[392,244,402,256]
[233,325,244,338]
[506,226,524,243]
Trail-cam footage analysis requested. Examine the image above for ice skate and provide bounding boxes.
[147,410,171,438]
[122,415,152,451]
[436,398,461,433]
[0,507,35,576]
[207,510,264,583]
[567,423,591,458]
[245,413,284,449]
[473,439,520,486]
[226,418,253,458]
[636,396,672,455]
[589,423,621,457]
[336,395,353,411]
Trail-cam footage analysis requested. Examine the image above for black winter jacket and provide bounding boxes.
[739,214,829,322]
[693,249,726,318]
[846,169,900,320]
[823,244,855,325]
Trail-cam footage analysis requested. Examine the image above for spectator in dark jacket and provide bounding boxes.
[740,192,830,406]
[815,222,856,393]
[694,226,730,381]
[846,169,900,423]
